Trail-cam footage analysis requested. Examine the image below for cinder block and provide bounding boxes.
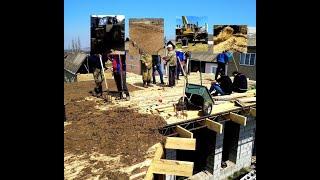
[215,148,222,154]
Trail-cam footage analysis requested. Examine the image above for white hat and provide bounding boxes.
[167,44,173,48]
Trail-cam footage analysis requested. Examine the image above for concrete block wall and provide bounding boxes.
[219,116,256,180]
[164,115,256,180]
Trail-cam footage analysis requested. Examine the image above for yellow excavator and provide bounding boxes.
[176,16,208,44]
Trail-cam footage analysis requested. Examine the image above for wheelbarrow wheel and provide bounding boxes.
[178,96,189,108]
[202,102,213,116]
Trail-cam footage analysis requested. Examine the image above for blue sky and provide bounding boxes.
[64,0,256,49]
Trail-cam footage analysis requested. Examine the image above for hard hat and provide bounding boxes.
[167,44,173,48]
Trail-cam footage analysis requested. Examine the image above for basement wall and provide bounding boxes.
[219,116,256,179]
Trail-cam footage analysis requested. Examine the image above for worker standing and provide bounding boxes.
[152,55,164,85]
[109,50,130,100]
[140,50,153,88]
[162,44,177,87]
[90,53,105,97]
[215,50,228,80]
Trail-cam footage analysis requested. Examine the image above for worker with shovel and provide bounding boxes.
[109,50,130,100]
[90,53,105,97]
[140,50,153,88]
[215,50,230,80]
[162,44,177,87]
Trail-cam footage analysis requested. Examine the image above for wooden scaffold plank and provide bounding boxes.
[229,112,247,126]
[150,159,194,177]
[203,119,223,134]
[145,143,164,180]
[176,125,193,138]
[164,137,196,150]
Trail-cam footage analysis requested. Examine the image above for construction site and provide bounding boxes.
[64,16,256,180]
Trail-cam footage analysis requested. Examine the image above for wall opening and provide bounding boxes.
[190,61,206,72]
[176,128,216,175]
[222,121,240,164]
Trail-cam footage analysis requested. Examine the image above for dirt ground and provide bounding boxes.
[64,79,141,103]
[64,81,165,179]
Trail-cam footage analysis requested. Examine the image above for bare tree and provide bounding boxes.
[71,39,75,52]
[77,36,81,52]
[70,37,81,52]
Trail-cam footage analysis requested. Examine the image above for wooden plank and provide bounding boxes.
[145,143,163,180]
[249,107,256,117]
[165,137,196,150]
[213,90,256,101]
[176,125,193,138]
[237,97,256,103]
[150,159,194,177]
[204,119,223,134]
[229,112,247,126]
[153,143,164,160]
[144,172,154,180]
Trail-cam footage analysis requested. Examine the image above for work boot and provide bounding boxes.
[147,80,152,87]
[143,81,148,88]
[125,94,130,101]
[152,81,156,84]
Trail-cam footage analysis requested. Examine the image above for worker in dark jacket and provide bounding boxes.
[232,71,248,93]
[209,71,233,96]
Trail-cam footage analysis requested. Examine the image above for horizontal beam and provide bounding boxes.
[204,119,223,134]
[165,137,196,150]
[249,107,256,117]
[150,159,194,177]
[230,112,247,126]
[176,125,193,138]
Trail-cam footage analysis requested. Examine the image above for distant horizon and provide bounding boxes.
[64,0,256,49]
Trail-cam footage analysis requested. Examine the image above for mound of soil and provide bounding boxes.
[64,105,166,166]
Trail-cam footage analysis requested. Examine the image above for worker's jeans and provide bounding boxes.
[215,62,226,80]
[209,83,225,95]
[152,64,164,83]
[169,66,176,87]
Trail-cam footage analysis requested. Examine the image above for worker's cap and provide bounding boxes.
[167,44,173,48]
